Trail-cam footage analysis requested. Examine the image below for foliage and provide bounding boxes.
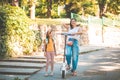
[0,5,41,58]
[36,1,47,18]
[96,0,120,18]
[13,77,21,80]
[64,2,80,18]
[107,0,120,15]
[33,30,42,52]
[0,0,119,19]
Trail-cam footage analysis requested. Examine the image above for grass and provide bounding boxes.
[32,18,70,25]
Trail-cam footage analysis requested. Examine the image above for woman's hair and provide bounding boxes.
[70,18,76,29]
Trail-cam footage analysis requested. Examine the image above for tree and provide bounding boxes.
[12,0,19,6]
[47,0,52,18]
[97,0,120,18]
[28,0,36,19]
[64,0,81,18]
[97,0,108,18]
[80,0,95,16]
[107,0,120,15]
[63,0,95,18]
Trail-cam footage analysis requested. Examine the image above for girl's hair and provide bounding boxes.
[46,30,52,39]
[46,29,52,43]
[70,18,76,29]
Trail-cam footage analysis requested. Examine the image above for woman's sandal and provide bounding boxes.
[72,71,77,76]
[66,65,70,70]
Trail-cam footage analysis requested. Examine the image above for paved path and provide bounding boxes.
[28,47,120,80]
[0,45,105,80]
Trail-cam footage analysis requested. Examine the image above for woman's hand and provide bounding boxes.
[62,23,69,30]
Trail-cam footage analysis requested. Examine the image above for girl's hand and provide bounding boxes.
[55,54,57,56]
[44,53,46,57]
[54,52,57,56]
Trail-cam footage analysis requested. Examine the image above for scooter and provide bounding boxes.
[60,32,72,78]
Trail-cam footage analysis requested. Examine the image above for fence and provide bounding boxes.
[71,13,120,46]
[71,13,120,27]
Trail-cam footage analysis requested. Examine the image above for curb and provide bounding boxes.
[80,48,104,54]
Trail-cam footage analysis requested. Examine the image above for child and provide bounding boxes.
[43,29,56,76]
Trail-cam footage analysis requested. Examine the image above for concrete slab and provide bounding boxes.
[0,56,47,80]
[0,68,40,75]
[17,56,45,59]
[0,74,29,80]
[0,58,46,63]
[0,61,45,69]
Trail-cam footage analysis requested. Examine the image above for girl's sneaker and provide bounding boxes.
[49,72,53,76]
[44,73,49,77]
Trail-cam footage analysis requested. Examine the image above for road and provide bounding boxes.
[29,47,120,80]
[78,47,120,80]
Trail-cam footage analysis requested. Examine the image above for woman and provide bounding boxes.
[63,18,83,76]
[43,29,56,76]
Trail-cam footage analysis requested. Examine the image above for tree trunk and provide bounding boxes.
[47,0,52,18]
[12,0,19,6]
[98,0,108,18]
[30,3,35,19]
[82,7,85,16]
[99,3,104,18]
[29,0,36,19]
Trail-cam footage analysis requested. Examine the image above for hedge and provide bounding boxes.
[0,5,41,58]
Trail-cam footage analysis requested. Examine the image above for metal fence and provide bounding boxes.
[71,13,120,45]
[71,13,120,27]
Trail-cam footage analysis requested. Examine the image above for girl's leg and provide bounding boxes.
[50,52,55,75]
[45,52,50,76]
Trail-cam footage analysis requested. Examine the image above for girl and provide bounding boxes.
[43,29,56,76]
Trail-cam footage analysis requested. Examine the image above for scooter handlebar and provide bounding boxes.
[58,32,72,36]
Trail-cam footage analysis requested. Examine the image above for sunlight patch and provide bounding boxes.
[99,66,120,71]
[78,62,93,66]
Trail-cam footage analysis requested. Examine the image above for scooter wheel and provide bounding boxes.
[62,70,65,78]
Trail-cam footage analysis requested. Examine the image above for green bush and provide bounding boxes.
[0,5,41,58]
[13,77,21,80]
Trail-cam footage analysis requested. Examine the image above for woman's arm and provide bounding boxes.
[76,27,83,35]
[72,27,83,35]
[62,23,69,30]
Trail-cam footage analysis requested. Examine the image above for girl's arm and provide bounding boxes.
[52,38,57,56]
[53,40,57,56]
[43,39,47,56]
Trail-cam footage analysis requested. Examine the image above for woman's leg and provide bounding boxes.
[71,40,79,72]
[66,45,72,67]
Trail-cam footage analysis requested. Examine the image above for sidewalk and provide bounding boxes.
[0,45,105,80]
[27,45,105,80]
[80,45,105,53]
